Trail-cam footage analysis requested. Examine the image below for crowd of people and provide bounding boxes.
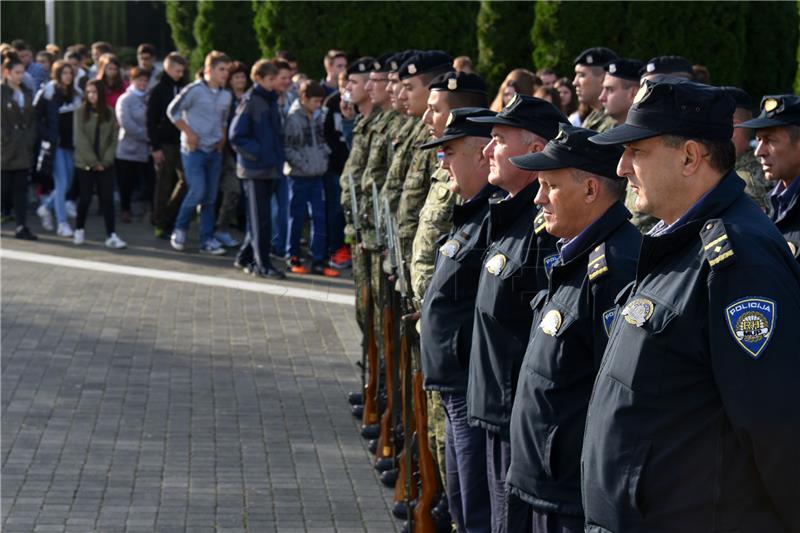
[3,35,800,533]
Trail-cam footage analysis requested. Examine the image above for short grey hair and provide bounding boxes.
[571,168,627,200]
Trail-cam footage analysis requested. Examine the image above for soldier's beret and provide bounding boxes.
[346,57,378,76]
[604,58,645,82]
[640,55,693,78]
[511,123,624,180]
[387,50,419,73]
[372,53,396,74]
[468,93,567,140]
[427,71,487,95]
[398,50,453,80]
[420,107,495,150]
[574,47,619,67]
[736,94,800,129]
[719,86,752,112]
[590,78,735,145]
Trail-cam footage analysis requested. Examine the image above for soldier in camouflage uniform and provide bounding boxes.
[338,57,381,331]
[725,86,771,211]
[573,47,620,133]
[410,70,491,499]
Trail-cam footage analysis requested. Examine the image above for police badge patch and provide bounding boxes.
[544,254,559,279]
[602,308,617,337]
[622,298,654,327]
[485,253,506,276]
[725,297,776,359]
[439,239,461,258]
[540,309,562,336]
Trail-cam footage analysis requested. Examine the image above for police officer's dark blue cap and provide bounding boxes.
[468,93,567,140]
[574,47,619,67]
[347,57,378,76]
[427,71,487,95]
[419,108,495,150]
[736,94,800,129]
[590,78,735,145]
[398,50,453,80]
[640,55,693,77]
[720,86,752,112]
[511,123,624,180]
[604,58,645,82]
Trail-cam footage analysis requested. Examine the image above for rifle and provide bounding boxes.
[375,187,397,473]
[349,172,379,438]
[395,218,438,533]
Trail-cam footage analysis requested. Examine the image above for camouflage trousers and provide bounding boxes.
[352,244,370,334]
[427,390,447,491]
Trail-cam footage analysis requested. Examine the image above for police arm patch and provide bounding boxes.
[725,297,776,359]
[602,307,617,337]
[543,254,559,279]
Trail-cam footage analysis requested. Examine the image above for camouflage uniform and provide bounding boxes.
[736,148,770,212]
[410,164,460,492]
[623,185,659,234]
[397,125,439,264]
[582,107,617,133]
[341,108,382,331]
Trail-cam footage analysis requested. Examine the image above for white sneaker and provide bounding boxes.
[37,205,54,231]
[199,241,226,255]
[73,229,85,245]
[214,231,240,248]
[170,229,186,251]
[105,233,126,249]
[65,200,77,219]
[56,222,73,237]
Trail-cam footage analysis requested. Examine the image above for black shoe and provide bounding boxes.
[380,468,398,488]
[351,404,364,419]
[375,456,395,472]
[14,226,38,240]
[348,391,363,405]
[254,266,286,280]
[361,424,380,439]
[368,438,378,455]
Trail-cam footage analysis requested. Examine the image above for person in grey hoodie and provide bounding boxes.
[115,67,150,223]
[166,50,232,255]
[283,80,337,277]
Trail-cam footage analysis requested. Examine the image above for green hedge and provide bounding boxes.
[476,1,536,92]
[743,0,798,98]
[1,1,46,50]
[190,0,260,71]
[253,1,478,80]
[165,0,197,58]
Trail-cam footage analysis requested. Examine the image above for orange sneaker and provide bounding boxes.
[287,255,309,274]
[312,262,340,277]
[328,245,352,269]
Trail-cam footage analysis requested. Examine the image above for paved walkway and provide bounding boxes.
[1,214,399,532]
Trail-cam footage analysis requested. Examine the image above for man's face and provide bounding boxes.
[573,64,604,106]
[540,73,556,89]
[617,136,684,220]
[137,53,154,71]
[345,74,369,106]
[422,90,450,138]
[599,75,636,119]
[401,76,430,117]
[327,56,347,79]
[17,49,32,66]
[164,60,186,83]
[442,136,489,199]
[4,64,25,87]
[483,125,538,192]
[36,55,51,73]
[275,68,292,94]
[255,75,274,92]
[535,168,591,239]
[755,126,800,183]
[365,72,389,106]
[388,73,404,112]
[206,62,230,87]
[300,95,323,114]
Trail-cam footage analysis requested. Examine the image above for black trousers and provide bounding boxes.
[76,167,115,236]
[1,169,29,228]
[115,159,146,212]
[236,178,275,272]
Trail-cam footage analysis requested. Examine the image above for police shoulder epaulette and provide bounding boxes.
[700,218,735,269]
[587,242,609,282]
[534,210,546,234]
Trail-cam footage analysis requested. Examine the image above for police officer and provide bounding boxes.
[504,124,641,532]
[723,86,771,212]
[737,94,800,260]
[466,95,564,532]
[419,107,496,533]
[573,47,619,133]
[583,78,800,532]
[639,54,694,82]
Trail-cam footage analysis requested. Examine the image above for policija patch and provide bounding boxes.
[725,297,776,359]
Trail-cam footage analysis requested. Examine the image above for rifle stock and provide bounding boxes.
[412,369,438,532]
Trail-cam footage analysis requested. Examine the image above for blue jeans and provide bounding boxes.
[41,148,74,224]
[271,174,289,256]
[486,430,531,533]
[323,172,345,254]
[175,149,222,245]
[288,175,327,262]
[441,392,492,533]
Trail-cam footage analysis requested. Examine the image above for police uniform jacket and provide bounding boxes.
[467,181,559,435]
[582,171,800,533]
[421,184,498,394]
[768,179,800,261]
[507,201,641,517]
